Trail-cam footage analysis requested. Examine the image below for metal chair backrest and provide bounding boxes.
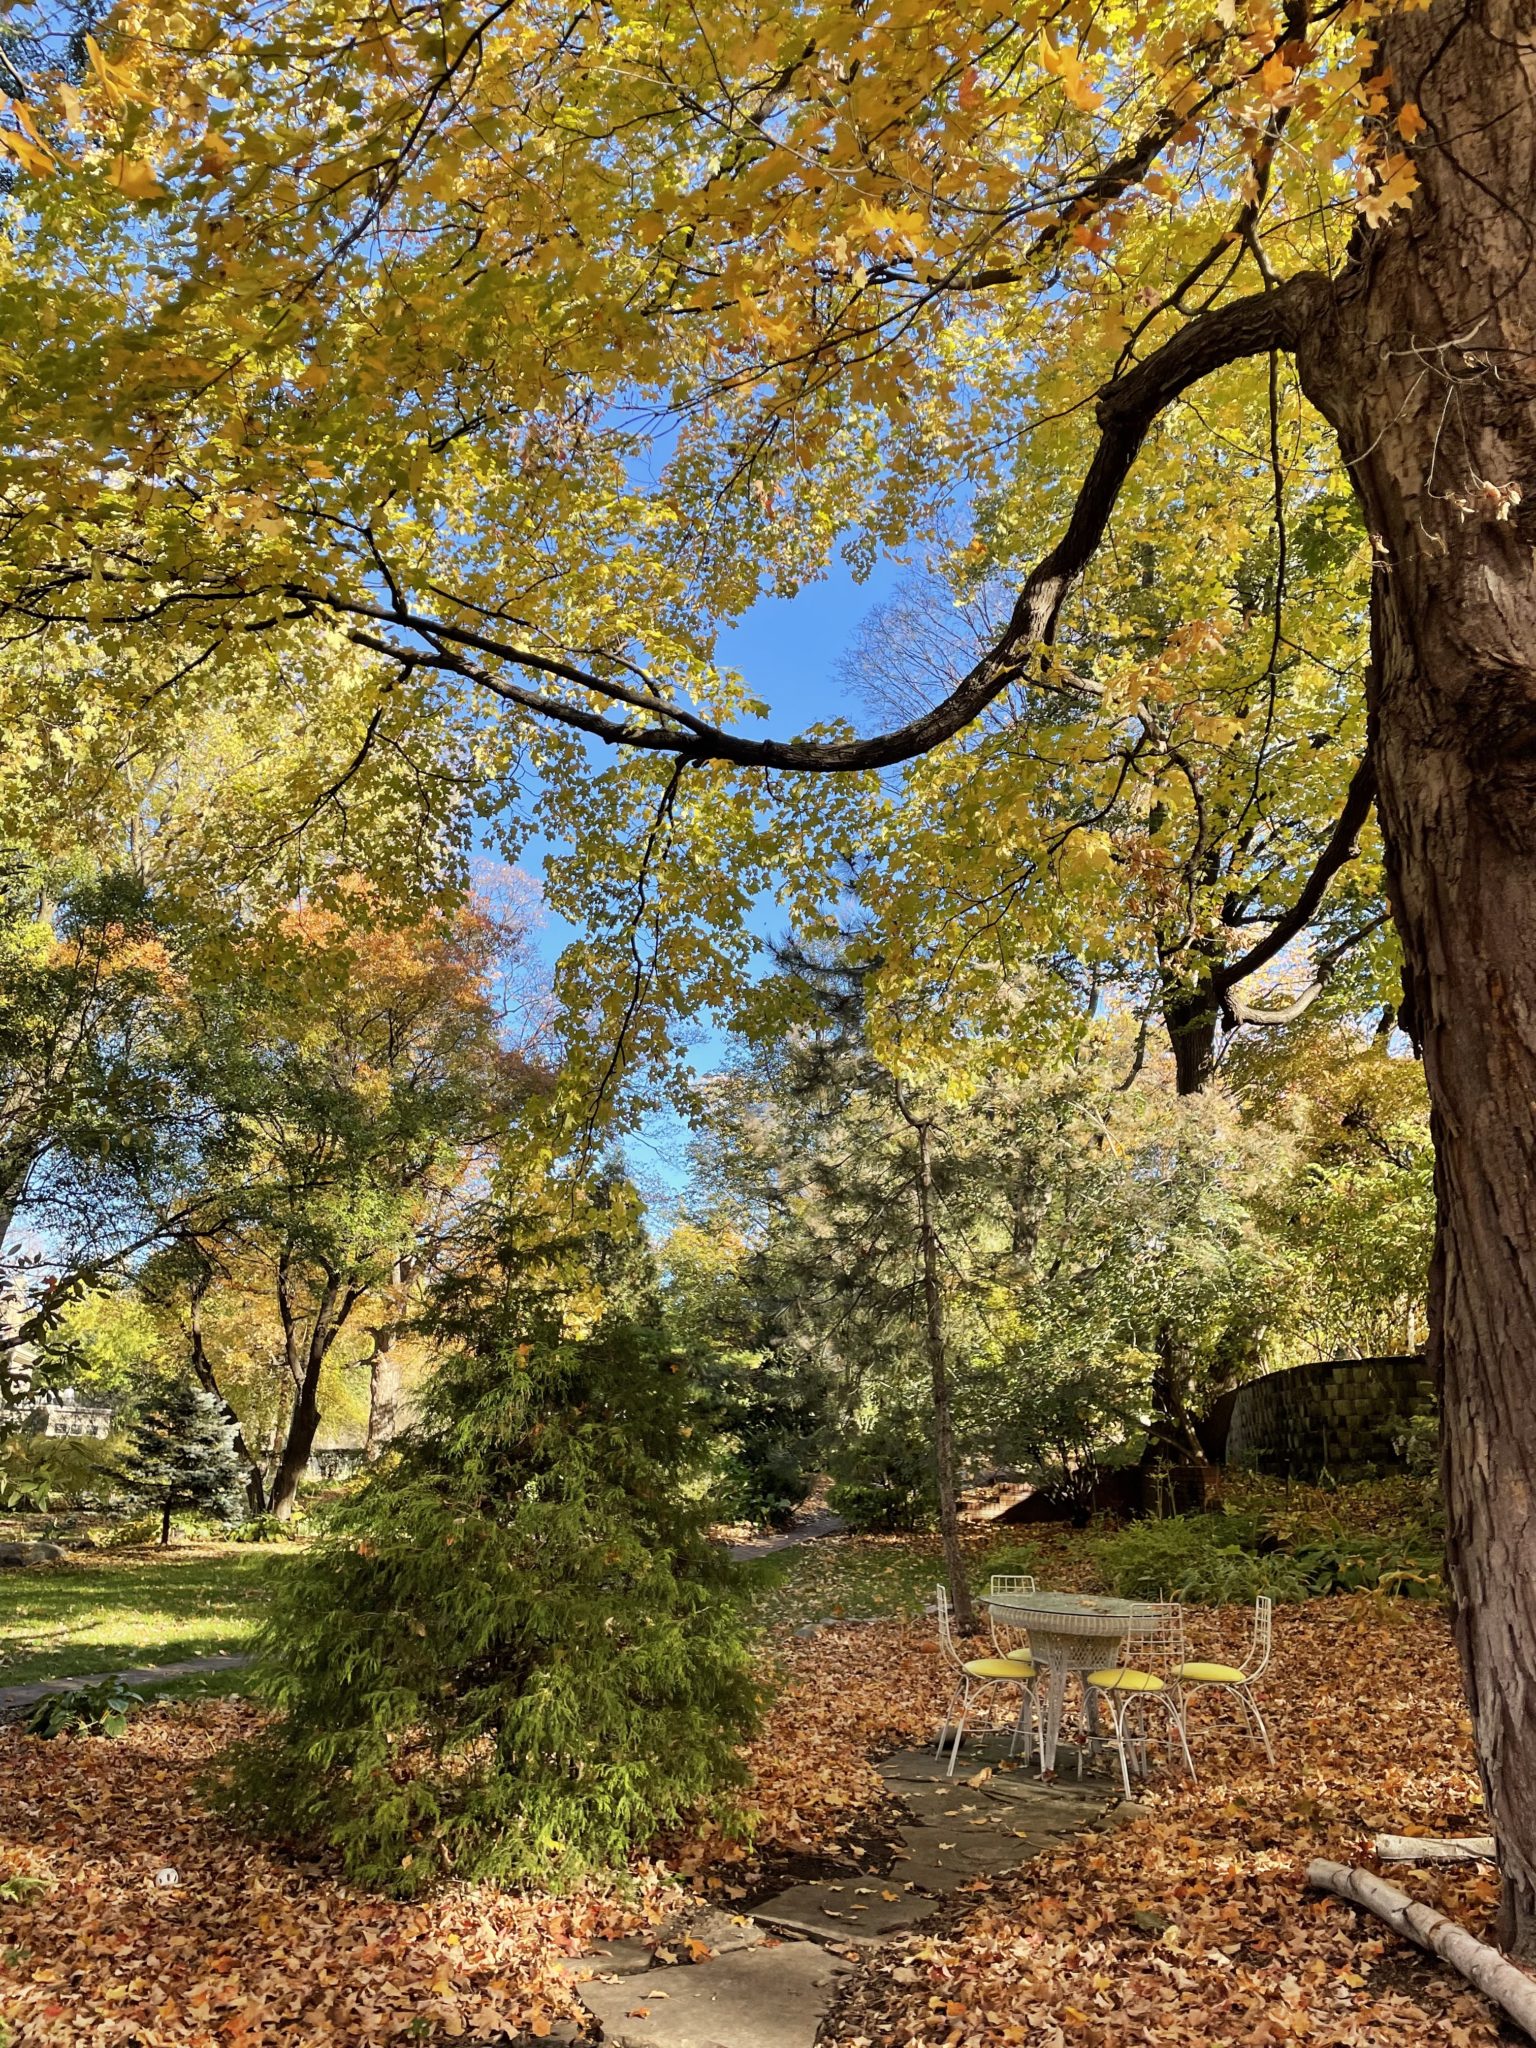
[934,1584,968,1675]
[1243,1595,1274,1681]
[1134,1600,1188,1676]
[987,1573,1037,1657]
[988,1573,1037,1596]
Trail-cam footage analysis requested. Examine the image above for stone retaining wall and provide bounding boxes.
[1219,1355,1432,1480]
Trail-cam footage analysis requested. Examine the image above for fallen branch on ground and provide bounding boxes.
[1374,1834,1497,1865]
[1308,1858,1536,2040]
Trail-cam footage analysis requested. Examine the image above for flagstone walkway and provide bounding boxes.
[558,1732,1131,2048]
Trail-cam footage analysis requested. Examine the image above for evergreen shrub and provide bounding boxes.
[219,1312,760,1894]
[119,1381,246,1543]
[828,1410,937,1532]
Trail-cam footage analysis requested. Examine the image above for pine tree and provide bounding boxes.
[122,1380,246,1545]
[219,1249,760,1894]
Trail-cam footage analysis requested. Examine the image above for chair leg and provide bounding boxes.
[1168,1697,1196,1781]
[936,1684,963,1761]
[1236,1686,1275,1765]
[946,1681,973,1776]
[1109,1698,1134,1801]
[1008,1685,1033,1760]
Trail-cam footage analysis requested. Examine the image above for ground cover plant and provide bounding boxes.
[0,1548,292,1686]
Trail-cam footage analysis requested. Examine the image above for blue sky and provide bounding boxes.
[516,551,908,1214]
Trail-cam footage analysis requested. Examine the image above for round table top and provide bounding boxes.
[981,1590,1159,1636]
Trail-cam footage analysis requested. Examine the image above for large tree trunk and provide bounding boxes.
[268,1274,359,1520]
[912,1117,975,1632]
[1164,991,1221,1096]
[268,1378,322,1521]
[1295,0,1536,1958]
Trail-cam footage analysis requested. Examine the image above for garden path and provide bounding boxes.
[562,1732,1129,2048]
[0,1652,253,1717]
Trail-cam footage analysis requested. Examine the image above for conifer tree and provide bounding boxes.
[121,1379,246,1545]
[220,1216,759,1894]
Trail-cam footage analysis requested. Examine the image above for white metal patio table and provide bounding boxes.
[981,1589,1160,1776]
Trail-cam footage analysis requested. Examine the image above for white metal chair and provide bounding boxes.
[986,1572,1037,1660]
[1083,1602,1196,1800]
[933,1584,1039,1777]
[1174,1594,1275,1763]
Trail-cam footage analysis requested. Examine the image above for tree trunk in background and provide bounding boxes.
[1298,0,1536,1957]
[913,1117,974,1632]
[1144,1324,1207,1468]
[1164,990,1221,1097]
[268,1276,359,1520]
[364,1255,413,1461]
[268,1381,322,1521]
[187,1269,266,1515]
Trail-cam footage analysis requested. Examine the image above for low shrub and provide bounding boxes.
[227,1512,301,1544]
[218,1310,760,1895]
[1094,1517,1314,1604]
[1286,1529,1443,1598]
[827,1412,936,1533]
[1095,1507,1445,1604]
[24,1679,144,1740]
[715,1439,813,1531]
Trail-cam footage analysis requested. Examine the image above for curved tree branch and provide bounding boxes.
[312,275,1328,775]
[1212,749,1378,997]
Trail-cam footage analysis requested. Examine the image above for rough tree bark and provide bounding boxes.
[363,1255,414,1461]
[186,1266,266,1516]
[1293,0,1536,1959]
[909,1110,975,1633]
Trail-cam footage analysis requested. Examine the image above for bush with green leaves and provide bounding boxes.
[1096,1507,1444,1604]
[694,1346,823,1531]
[1285,1528,1443,1598]
[219,1309,760,1895]
[828,1408,937,1532]
[227,1511,301,1544]
[25,1679,144,1739]
[1094,1517,1315,1604]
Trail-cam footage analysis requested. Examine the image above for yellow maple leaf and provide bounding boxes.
[109,154,165,200]
[198,129,238,177]
[1397,100,1427,142]
[0,124,57,179]
[854,202,926,242]
[1040,35,1104,114]
[1257,51,1295,105]
[1359,152,1420,227]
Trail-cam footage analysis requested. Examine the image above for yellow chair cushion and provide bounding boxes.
[1175,1661,1247,1685]
[1086,1667,1164,1693]
[964,1657,1037,1680]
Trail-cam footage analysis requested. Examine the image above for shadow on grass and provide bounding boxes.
[0,1548,298,1685]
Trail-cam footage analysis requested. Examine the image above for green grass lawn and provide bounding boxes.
[0,1546,297,1685]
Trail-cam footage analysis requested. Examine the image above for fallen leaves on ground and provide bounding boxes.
[0,1574,1515,2048]
[0,1700,672,2045]
[817,1597,1505,2048]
